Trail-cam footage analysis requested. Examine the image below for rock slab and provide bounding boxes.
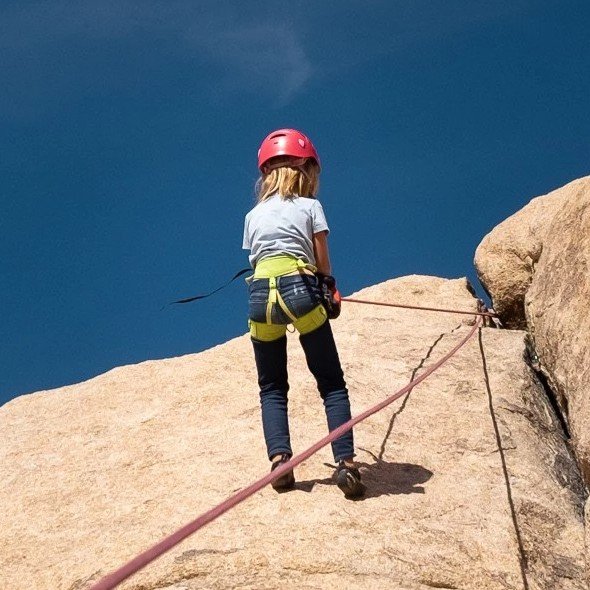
[0,276,587,589]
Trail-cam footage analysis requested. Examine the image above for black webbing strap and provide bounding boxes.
[167,267,251,307]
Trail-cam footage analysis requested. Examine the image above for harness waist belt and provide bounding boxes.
[253,255,317,279]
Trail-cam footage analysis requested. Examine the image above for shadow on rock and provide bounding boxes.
[293,457,433,500]
[358,459,433,499]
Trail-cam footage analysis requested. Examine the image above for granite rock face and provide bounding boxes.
[474,177,590,483]
[0,276,587,589]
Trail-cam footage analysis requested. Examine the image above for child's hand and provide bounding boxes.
[316,274,342,319]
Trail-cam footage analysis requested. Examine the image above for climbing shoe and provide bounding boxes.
[271,454,295,492]
[336,461,365,498]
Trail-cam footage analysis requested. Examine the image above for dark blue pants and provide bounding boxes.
[251,320,355,462]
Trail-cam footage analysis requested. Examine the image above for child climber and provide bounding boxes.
[243,128,365,498]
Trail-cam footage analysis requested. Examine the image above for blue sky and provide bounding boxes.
[2,1,589,404]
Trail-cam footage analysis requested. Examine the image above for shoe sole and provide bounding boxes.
[337,468,366,498]
[271,472,295,492]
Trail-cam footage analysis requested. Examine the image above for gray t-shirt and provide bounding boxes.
[243,194,330,267]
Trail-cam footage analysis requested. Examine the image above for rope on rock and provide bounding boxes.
[90,305,485,590]
[341,297,498,318]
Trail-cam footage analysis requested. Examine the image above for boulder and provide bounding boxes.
[474,177,590,482]
[474,181,574,329]
[0,276,586,589]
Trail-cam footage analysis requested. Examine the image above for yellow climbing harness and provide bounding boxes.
[248,255,328,341]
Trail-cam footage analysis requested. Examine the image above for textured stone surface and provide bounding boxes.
[475,176,590,587]
[0,276,586,589]
[523,182,590,481]
[474,180,577,329]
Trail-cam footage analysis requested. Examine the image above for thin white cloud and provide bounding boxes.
[0,1,313,118]
[0,0,535,118]
[187,22,312,105]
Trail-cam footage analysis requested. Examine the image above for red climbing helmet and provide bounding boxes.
[257,128,321,173]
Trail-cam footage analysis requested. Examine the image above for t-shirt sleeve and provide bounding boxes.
[311,200,330,235]
[242,215,251,250]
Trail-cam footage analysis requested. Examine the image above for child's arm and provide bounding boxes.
[313,230,332,275]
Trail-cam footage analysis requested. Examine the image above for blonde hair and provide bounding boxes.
[256,158,320,202]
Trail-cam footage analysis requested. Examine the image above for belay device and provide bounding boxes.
[316,274,342,319]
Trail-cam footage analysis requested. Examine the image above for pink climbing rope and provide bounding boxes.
[89,314,484,590]
[341,297,497,317]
